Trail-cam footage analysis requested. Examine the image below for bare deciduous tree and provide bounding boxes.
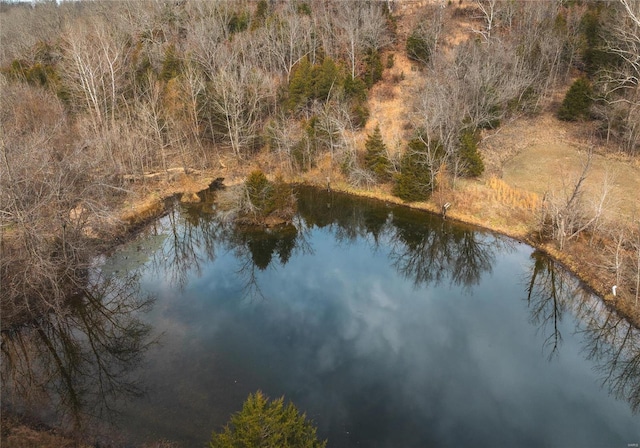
[472,0,499,42]
[266,115,304,174]
[598,0,640,152]
[206,51,276,159]
[1,81,121,327]
[60,18,129,132]
[327,1,390,79]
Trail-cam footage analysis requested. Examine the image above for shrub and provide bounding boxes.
[557,77,593,121]
[386,54,395,69]
[210,391,326,448]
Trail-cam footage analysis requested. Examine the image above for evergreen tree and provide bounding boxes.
[228,10,250,34]
[243,171,296,221]
[159,44,181,82]
[406,31,431,64]
[393,138,433,202]
[287,57,344,110]
[311,57,340,101]
[364,125,392,182]
[363,48,383,88]
[251,0,269,30]
[287,57,313,111]
[557,77,593,121]
[210,391,326,448]
[579,7,613,77]
[458,129,484,177]
[245,170,273,216]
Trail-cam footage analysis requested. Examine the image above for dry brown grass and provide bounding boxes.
[482,112,640,225]
[1,416,90,448]
[486,176,540,212]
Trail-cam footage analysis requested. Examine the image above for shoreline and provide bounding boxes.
[1,171,636,448]
[114,171,636,329]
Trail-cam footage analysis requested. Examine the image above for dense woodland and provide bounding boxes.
[1,0,640,329]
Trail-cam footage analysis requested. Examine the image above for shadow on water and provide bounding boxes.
[525,250,640,413]
[0,271,155,443]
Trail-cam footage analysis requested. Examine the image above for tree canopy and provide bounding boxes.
[210,391,326,448]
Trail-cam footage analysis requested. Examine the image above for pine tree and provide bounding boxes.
[363,48,383,88]
[406,31,431,64]
[245,170,273,217]
[557,77,593,121]
[287,57,313,111]
[458,129,484,177]
[311,57,340,101]
[243,171,296,222]
[364,125,392,182]
[210,391,326,448]
[393,138,433,202]
[159,44,182,82]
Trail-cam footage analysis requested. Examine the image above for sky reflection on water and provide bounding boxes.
[107,188,640,447]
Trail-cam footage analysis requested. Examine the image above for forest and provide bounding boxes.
[1,0,640,405]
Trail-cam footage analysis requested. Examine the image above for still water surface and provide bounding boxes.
[101,187,639,447]
[3,187,638,447]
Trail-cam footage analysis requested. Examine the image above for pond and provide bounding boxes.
[2,187,640,447]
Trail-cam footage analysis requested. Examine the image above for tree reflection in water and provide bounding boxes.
[389,209,508,290]
[296,187,509,291]
[0,271,154,439]
[164,187,640,421]
[582,305,640,414]
[158,186,510,298]
[525,251,640,413]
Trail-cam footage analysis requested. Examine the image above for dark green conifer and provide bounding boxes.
[393,138,433,202]
[210,391,326,448]
[364,125,392,182]
[363,48,383,88]
[458,129,484,177]
[245,170,272,216]
[311,57,340,101]
[406,31,431,64]
[287,57,313,110]
[557,77,593,121]
[159,44,181,81]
